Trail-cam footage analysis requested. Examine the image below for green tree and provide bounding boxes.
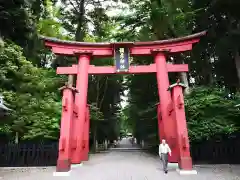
[0,41,64,141]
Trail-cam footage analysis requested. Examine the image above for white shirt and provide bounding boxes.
[159,143,171,154]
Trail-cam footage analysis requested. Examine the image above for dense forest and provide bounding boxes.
[0,0,240,149]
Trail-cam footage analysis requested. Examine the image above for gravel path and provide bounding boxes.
[0,138,239,180]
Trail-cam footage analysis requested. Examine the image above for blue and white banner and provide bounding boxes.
[115,47,130,72]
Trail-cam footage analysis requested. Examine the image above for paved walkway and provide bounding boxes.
[1,138,240,180]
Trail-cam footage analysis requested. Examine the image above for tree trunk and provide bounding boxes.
[68,75,74,86]
[234,50,240,86]
[180,72,190,95]
[99,77,108,110]
[75,0,85,41]
[175,55,190,94]
[201,56,214,85]
[14,132,19,144]
[92,123,97,152]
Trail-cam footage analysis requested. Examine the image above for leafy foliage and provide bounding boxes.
[0,42,63,140]
[0,0,35,47]
[185,87,240,141]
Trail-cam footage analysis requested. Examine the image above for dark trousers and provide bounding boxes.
[161,153,168,172]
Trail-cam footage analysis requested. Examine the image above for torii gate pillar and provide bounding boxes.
[154,51,178,162]
[71,54,90,164]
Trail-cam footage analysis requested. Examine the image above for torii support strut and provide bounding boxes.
[41,31,206,173]
[169,81,194,173]
[57,83,77,172]
[82,105,90,161]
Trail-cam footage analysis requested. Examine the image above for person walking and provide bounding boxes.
[159,139,171,174]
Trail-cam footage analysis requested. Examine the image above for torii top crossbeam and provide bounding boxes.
[41,31,206,57]
[41,31,206,75]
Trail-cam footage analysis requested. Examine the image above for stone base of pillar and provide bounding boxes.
[53,171,71,176]
[168,163,178,169]
[71,163,83,168]
[56,159,71,172]
[176,168,197,175]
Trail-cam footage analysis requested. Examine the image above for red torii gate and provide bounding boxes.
[41,31,206,174]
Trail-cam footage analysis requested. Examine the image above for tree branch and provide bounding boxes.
[68,0,79,13]
[99,77,108,111]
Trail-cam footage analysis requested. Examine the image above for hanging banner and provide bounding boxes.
[115,47,130,72]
